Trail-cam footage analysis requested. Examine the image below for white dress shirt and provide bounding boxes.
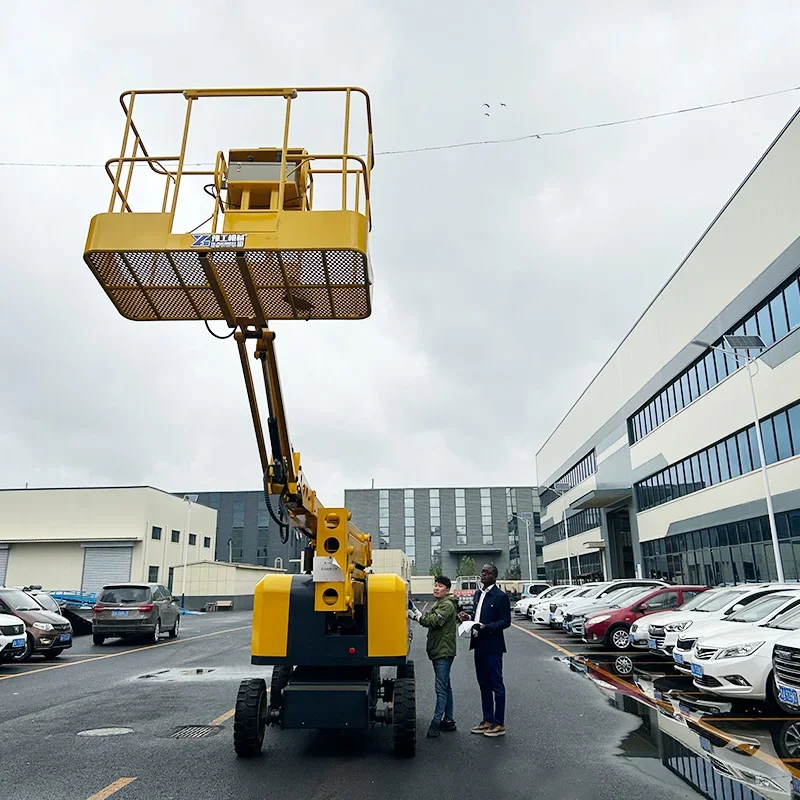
[472,585,492,636]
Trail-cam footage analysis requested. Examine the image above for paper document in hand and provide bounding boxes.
[458,621,480,637]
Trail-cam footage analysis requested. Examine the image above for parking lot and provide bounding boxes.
[1,607,720,800]
[513,605,800,800]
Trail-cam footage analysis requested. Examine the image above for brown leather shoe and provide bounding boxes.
[483,724,506,737]
[470,721,492,734]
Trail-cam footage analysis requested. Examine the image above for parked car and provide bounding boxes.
[771,622,800,713]
[563,583,669,635]
[681,598,800,707]
[533,585,591,625]
[629,587,726,648]
[672,589,800,673]
[583,585,708,650]
[0,587,73,661]
[92,583,180,644]
[646,583,799,657]
[551,580,666,629]
[513,585,571,617]
[0,612,26,663]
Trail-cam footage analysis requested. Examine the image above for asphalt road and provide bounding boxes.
[0,610,703,800]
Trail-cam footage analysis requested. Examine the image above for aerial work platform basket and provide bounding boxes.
[83,87,374,325]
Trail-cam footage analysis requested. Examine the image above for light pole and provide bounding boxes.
[181,494,199,609]
[511,513,533,580]
[550,482,575,584]
[692,336,784,582]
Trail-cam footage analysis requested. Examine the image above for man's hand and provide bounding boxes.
[458,611,470,622]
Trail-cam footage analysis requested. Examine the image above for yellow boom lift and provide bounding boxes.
[82,87,416,757]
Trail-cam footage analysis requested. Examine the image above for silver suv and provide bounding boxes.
[92,583,180,645]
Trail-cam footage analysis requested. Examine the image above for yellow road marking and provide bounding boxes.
[0,626,250,683]
[210,708,235,726]
[511,623,574,656]
[86,777,137,800]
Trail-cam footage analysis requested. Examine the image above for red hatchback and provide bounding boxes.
[583,585,708,651]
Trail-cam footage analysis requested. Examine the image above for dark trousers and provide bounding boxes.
[474,651,505,726]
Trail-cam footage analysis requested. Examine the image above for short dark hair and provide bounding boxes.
[434,575,451,589]
[482,563,499,579]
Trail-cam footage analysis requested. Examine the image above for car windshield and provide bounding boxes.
[99,587,150,604]
[591,587,632,604]
[690,588,747,612]
[764,604,800,630]
[32,594,60,612]
[0,589,46,612]
[578,585,605,599]
[725,593,796,623]
[677,590,714,611]
[538,587,567,600]
[614,588,654,607]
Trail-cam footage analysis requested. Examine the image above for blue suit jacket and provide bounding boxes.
[469,585,511,653]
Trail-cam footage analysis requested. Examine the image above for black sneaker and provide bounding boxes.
[440,719,457,732]
[426,724,441,738]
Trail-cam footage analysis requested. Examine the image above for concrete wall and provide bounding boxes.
[171,561,284,611]
[4,541,91,589]
[369,548,411,582]
[0,487,217,591]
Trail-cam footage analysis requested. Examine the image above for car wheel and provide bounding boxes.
[93,634,106,646]
[607,625,632,651]
[41,649,62,660]
[10,634,33,663]
[168,616,180,639]
[151,619,161,644]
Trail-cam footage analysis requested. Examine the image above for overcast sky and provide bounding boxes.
[2,2,800,505]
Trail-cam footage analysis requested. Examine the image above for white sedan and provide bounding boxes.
[531,586,587,625]
[671,590,800,674]
[513,585,572,618]
[684,601,800,706]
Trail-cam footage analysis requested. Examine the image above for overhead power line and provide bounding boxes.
[1,83,799,168]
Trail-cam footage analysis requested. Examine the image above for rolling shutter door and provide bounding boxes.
[0,546,8,586]
[81,546,133,594]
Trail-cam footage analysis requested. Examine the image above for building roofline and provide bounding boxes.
[536,102,800,461]
[0,485,215,509]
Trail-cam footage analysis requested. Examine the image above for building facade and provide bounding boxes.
[0,487,217,594]
[179,490,304,573]
[536,106,800,587]
[345,486,543,579]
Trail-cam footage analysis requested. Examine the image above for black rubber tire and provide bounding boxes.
[168,616,179,639]
[151,619,161,644]
[93,634,106,646]
[10,635,33,663]
[397,660,415,680]
[234,678,268,757]
[606,625,632,651]
[41,649,62,660]
[392,677,416,757]
[269,665,292,712]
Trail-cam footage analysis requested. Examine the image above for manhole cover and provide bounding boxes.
[171,725,221,739]
[77,727,134,737]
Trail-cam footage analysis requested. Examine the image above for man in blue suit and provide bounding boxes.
[458,563,511,737]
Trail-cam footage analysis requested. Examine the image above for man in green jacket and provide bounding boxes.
[412,575,459,738]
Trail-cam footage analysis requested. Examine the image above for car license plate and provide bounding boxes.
[12,637,24,648]
[678,702,691,714]
[691,663,703,678]
[654,690,663,701]
[59,633,71,642]
[778,684,800,707]
[648,638,656,649]
[673,652,684,665]
[793,776,800,794]
[112,609,129,617]
[699,736,712,753]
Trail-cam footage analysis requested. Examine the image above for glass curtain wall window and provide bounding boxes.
[404,489,415,564]
[455,488,467,545]
[635,397,800,512]
[630,268,800,443]
[480,488,493,545]
[429,489,441,566]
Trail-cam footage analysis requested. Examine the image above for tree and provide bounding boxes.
[504,563,521,580]
[457,556,476,577]
[428,559,443,577]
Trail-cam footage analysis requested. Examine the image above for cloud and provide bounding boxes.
[2,0,800,507]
